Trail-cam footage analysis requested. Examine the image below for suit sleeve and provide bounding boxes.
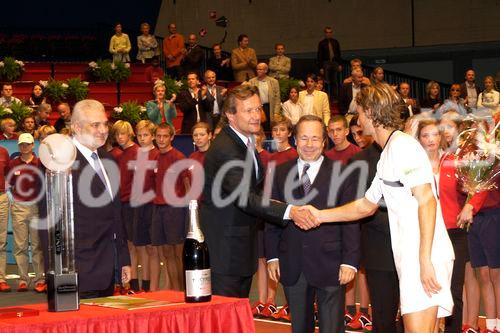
[231,50,247,70]
[177,91,197,115]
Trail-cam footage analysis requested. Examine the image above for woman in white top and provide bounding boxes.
[299,83,454,333]
[436,83,468,117]
[281,86,304,126]
[477,76,500,111]
[136,22,159,64]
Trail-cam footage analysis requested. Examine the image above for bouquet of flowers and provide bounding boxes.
[160,76,186,100]
[0,57,25,82]
[112,101,147,125]
[455,119,500,230]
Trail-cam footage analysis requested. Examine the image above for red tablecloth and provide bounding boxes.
[0,291,255,333]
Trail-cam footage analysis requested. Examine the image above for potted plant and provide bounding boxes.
[0,57,25,82]
[3,102,33,129]
[66,77,89,103]
[278,77,303,102]
[160,75,187,100]
[44,79,68,104]
[112,101,148,125]
[111,62,131,82]
[89,60,131,83]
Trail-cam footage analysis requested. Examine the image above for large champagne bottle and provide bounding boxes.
[183,200,211,303]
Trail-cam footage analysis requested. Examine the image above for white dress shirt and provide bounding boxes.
[257,79,270,104]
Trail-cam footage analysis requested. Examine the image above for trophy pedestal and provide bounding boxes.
[47,272,79,312]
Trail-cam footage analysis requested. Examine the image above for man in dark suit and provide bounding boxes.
[459,69,481,109]
[346,142,401,333]
[340,68,367,115]
[177,72,210,133]
[70,99,131,298]
[317,26,342,100]
[200,85,314,298]
[203,70,227,130]
[266,115,360,333]
[181,34,204,78]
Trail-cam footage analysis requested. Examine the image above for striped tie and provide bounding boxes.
[301,163,311,195]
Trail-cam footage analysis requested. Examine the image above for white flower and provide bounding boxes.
[154,79,165,86]
[61,83,69,89]
[3,108,12,114]
[113,106,123,113]
[39,80,48,87]
[175,80,183,87]
[89,61,97,68]
[111,63,116,70]
[82,81,89,86]
[298,80,305,87]
[0,62,4,67]
[15,60,24,67]
[139,106,146,113]
[124,63,130,68]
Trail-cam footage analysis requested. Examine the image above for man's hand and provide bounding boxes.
[221,59,230,67]
[457,203,473,229]
[420,260,441,297]
[201,85,208,97]
[121,266,131,284]
[267,261,280,283]
[290,205,320,230]
[338,266,356,285]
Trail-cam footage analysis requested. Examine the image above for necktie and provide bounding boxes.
[328,40,334,62]
[91,152,108,189]
[247,137,259,178]
[301,163,311,194]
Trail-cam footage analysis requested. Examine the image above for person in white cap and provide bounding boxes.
[7,133,46,293]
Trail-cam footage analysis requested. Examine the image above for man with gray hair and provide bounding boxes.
[246,63,281,131]
[340,68,368,115]
[70,99,131,298]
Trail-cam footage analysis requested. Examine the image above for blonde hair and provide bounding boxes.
[112,120,135,139]
[0,118,16,131]
[35,125,56,140]
[355,82,407,130]
[136,119,157,135]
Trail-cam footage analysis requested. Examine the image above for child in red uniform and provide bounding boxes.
[324,115,361,164]
[8,133,45,292]
[0,118,18,140]
[133,120,160,292]
[188,122,212,198]
[152,123,189,291]
[113,120,141,292]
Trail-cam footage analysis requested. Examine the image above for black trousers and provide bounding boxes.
[211,273,253,298]
[365,269,401,333]
[444,228,468,333]
[79,276,115,299]
[261,103,271,132]
[284,273,345,333]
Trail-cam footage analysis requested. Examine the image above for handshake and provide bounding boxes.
[289,205,322,230]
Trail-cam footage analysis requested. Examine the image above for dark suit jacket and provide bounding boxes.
[204,85,226,116]
[346,144,396,272]
[71,148,130,293]
[265,158,360,288]
[339,83,367,115]
[460,82,481,100]
[182,44,204,76]
[200,126,288,277]
[207,55,233,81]
[317,38,342,67]
[177,89,210,133]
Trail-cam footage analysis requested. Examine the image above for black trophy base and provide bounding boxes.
[47,272,79,312]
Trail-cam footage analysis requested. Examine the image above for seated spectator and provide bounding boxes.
[34,124,56,141]
[477,75,499,111]
[177,72,209,133]
[0,83,21,107]
[146,81,177,126]
[369,66,385,84]
[421,81,443,111]
[162,23,185,79]
[324,115,361,164]
[19,114,36,136]
[436,83,468,117]
[282,86,304,126]
[231,34,257,82]
[460,69,480,109]
[206,43,232,81]
[0,118,18,140]
[298,73,330,125]
[398,82,420,116]
[8,133,45,293]
[145,56,164,83]
[136,22,159,64]
[349,115,373,149]
[109,22,131,63]
[340,68,367,115]
[343,59,370,86]
[26,84,46,109]
[181,34,204,77]
[35,103,51,127]
[54,102,72,133]
[246,63,281,131]
[268,43,291,79]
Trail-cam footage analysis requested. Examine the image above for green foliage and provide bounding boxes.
[1,102,33,129]
[161,75,187,100]
[111,62,131,82]
[278,77,302,102]
[89,60,131,82]
[0,57,25,82]
[112,101,148,125]
[66,77,89,102]
[44,79,67,103]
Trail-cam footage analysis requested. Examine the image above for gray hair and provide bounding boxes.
[71,99,105,125]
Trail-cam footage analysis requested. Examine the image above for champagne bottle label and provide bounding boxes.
[185,269,211,297]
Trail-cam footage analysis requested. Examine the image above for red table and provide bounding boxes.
[0,291,255,333]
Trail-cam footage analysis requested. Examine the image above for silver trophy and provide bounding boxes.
[39,134,79,312]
